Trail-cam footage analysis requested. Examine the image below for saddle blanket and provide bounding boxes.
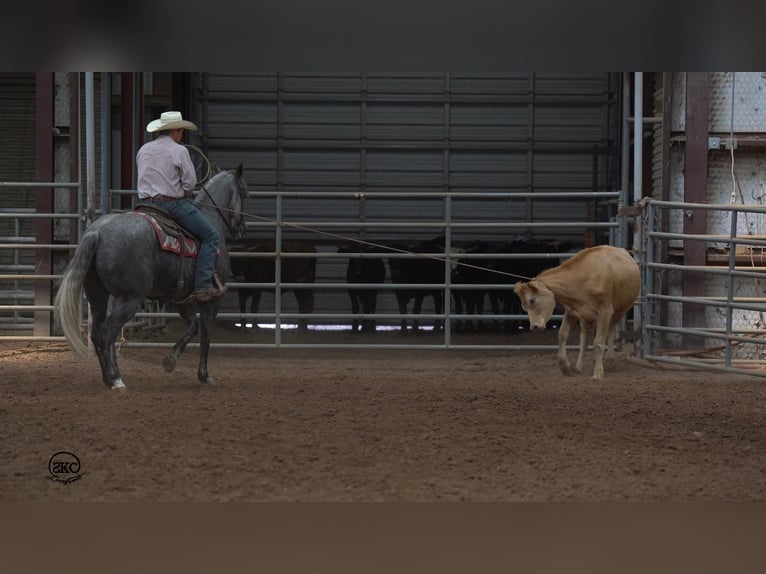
[135,211,198,258]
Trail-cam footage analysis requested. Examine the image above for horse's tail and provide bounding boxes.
[54,230,100,356]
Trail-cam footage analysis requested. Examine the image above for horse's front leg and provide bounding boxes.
[196,302,216,385]
[162,302,200,373]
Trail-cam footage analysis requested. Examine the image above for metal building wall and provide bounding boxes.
[190,73,621,323]
[0,73,36,232]
[0,73,37,318]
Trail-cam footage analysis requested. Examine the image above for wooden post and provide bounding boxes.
[682,72,709,347]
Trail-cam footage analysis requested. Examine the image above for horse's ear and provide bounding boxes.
[235,163,244,179]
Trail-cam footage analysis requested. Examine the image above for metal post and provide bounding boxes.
[444,195,452,347]
[632,72,643,254]
[725,209,737,367]
[100,72,112,215]
[620,72,631,250]
[274,194,283,344]
[85,72,96,227]
[632,72,643,334]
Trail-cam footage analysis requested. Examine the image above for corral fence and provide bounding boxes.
[2,184,625,351]
[641,198,766,378]
[9,186,766,378]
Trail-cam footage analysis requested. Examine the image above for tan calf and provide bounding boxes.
[513,245,640,380]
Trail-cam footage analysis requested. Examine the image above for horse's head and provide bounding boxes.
[198,163,248,241]
[229,163,248,240]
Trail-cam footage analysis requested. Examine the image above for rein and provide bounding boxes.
[201,183,244,239]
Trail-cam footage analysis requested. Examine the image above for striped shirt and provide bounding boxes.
[136,135,197,200]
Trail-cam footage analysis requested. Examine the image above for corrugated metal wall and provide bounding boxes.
[190,73,621,322]
[0,73,36,224]
[0,73,36,299]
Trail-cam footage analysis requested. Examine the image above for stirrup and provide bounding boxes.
[172,292,198,305]
[212,273,227,294]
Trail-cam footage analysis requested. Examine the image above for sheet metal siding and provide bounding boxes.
[192,73,620,323]
[0,74,36,212]
[0,73,36,269]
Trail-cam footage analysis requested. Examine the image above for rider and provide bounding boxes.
[136,111,225,303]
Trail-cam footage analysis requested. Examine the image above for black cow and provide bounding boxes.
[338,245,387,333]
[489,238,572,332]
[230,240,316,331]
[387,235,446,333]
[451,241,495,332]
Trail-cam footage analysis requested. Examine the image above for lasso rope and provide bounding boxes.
[199,197,540,282]
[185,144,212,188]
[187,146,540,282]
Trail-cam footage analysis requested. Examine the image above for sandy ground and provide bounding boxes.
[1,324,765,501]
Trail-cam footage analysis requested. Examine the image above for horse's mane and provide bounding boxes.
[194,167,246,212]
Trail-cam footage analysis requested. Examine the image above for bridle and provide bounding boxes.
[201,180,246,240]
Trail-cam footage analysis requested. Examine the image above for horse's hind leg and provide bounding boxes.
[196,303,217,385]
[85,286,117,388]
[162,303,200,373]
[88,287,143,389]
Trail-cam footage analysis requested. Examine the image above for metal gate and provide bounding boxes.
[641,198,766,377]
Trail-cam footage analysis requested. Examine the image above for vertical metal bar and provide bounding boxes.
[620,72,631,251]
[85,73,96,227]
[360,72,368,234]
[69,72,81,241]
[631,74,644,335]
[444,195,452,348]
[100,72,112,215]
[725,208,737,367]
[275,194,283,342]
[525,72,535,224]
[274,73,283,345]
[34,72,54,338]
[632,72,643,255]
[443,72,451,347]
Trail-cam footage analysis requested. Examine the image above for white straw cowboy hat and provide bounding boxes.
[146,111,198,133]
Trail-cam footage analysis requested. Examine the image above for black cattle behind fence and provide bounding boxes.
[487,238,573,332]
[387,235,446,333]
[338,245,387,333]
[451,240,496,332]
[228,236,571,334]
[446,238,574,333]
[230,240,317,330]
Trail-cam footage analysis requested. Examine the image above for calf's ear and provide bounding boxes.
[513,282,526,296]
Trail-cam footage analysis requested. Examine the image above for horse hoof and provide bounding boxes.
[162,354,176,373]
[111,378,126,390]
[200,377,216,385]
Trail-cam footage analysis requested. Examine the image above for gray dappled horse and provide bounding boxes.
[55,165,248,389]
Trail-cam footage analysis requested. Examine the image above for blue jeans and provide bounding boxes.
[142,198,220,290]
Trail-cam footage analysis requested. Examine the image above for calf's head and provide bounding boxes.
[513,280,556,331]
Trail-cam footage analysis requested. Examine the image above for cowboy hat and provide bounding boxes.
[146,111,198,133]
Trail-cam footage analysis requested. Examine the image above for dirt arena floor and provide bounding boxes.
[2,322,765,501]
